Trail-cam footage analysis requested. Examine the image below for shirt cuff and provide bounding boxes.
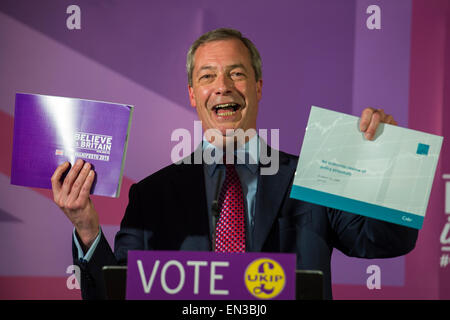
[73,227,102,262]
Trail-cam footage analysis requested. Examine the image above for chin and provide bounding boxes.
[215,124,238,134]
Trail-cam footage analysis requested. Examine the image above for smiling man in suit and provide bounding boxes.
[51,28,417,300]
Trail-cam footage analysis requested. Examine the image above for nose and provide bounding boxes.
[214,73,233,96]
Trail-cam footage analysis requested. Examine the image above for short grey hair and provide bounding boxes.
[186,28,262,87]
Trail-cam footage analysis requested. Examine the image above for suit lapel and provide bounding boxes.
[253,149,296,251]
[173,152,210,238]
[174,146,297,252]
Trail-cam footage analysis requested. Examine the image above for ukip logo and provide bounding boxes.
[244,258,286,299]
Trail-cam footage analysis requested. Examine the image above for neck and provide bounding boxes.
[204,127,257,151]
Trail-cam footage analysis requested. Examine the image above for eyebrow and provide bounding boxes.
[197,65,216,74]
[227,63,248,71]
[196,63,248,74]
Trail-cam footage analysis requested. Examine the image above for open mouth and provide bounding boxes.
[212,103,242,117]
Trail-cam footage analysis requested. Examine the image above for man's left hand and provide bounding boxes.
[359,107,398,140]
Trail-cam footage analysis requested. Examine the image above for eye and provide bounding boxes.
[231,71,246,79]
[197,74,216,85]
[199,74,214,81]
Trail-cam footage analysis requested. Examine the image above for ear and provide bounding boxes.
[256,79,263,102]
[188,85,197,108]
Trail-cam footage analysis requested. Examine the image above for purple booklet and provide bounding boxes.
[11,93,134,198]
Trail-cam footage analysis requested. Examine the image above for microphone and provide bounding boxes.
[211,170,223,251]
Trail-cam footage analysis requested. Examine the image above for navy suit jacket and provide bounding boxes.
[73,149,418,300]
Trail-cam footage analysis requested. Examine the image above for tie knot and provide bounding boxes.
[224,159,238,176]
[222,153,234,166]
[222,154,235,166]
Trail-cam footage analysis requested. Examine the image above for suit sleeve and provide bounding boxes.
[327,208,419,258]
[72,183,146,300]
[72,231,117,300]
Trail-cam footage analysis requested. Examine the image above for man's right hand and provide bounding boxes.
[51,159,100,250]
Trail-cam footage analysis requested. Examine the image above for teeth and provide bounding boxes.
[214,103,238,109]
[218,111,236,116]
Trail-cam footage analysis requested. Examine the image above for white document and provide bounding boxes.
[290,106,443,229]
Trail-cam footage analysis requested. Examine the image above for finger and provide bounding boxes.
[364,110,382,140]
[60,159,85,197]
[78,170,95,202]
[359,107,375,132]
[51,161,70,199]
[66,162,92,204]
[384,114,397,125]
[376,108,386,121]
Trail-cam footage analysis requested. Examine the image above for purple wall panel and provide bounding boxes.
[330,0,413,292]
[199,0,357,155]
[352,0,411,126]
[0,0,203,109]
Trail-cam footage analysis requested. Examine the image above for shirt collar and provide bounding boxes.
[203,135,260,176]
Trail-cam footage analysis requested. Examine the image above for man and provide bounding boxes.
[51,28,417,300]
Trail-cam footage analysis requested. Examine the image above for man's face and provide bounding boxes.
[188,39,262,139]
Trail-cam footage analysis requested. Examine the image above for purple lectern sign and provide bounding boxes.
[126,251,296,300]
